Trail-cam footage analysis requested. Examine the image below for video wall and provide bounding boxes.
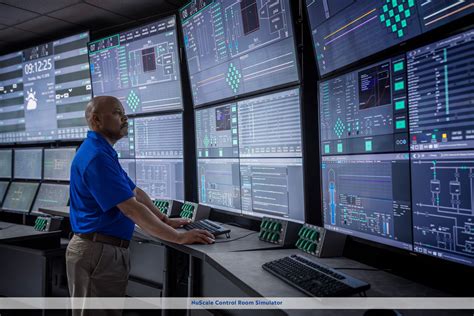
[315,1,473,268]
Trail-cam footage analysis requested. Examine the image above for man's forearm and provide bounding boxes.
[134,187,168,222]
[121,199,179,242]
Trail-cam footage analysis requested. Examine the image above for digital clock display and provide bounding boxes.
[24,58,52,75]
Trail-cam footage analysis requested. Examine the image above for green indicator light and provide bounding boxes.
[365,140,373,152]
[395,81,405,91]
[398,4,404,13]
[392,24,397,32]
[380,15,385,22]
[383,4,389,12]
[392,0,397,7]
[386,19,391,27]
[337,143,343,153]
[398,29,404,37]
[432,134,436,139]
[395,100,405,110]
[396,120,406,129]
[389,9,394,17]
[408,0,415,7]
[324,144,330,154]
[405,9,411,18]
[394,61,404,72]
[395,15,400,23]
[401,20,407,28]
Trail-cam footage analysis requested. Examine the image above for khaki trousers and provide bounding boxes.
[66,234,131,316]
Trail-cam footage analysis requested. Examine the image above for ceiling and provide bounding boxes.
[0,0,187,54]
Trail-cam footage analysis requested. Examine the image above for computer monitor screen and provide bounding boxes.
[241,158,304,221]
[43,148,76,181]
[238,88,302,158]
[88,16,182,114]
[0,149,12,178]
[114,119,135,159]
[411,151,474,267]
[321,154,413,250]
[180,0,299,106]
[32,183,69,213]
[197,158,241,213]
[135,159,183,200]
[195,103,239,158]
[2,182,39,213]
[305,0,473,76]
[14,148,42,180]
[408,29,474,151]
[134,114,183,158]
[0,32,91,143]
[319,55,409,155]
[119,159,136,183]
[0,181,9,204]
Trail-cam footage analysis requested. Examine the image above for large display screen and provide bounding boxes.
[89,16,183,114]
[319,55,409,155]
[43,147,76,181]
[0,149,12,178]
[14,148,42,180]
[321,154,413,250]
[305,0,473,76]
[180,0,299,106]
[408,29,474,151]
[32,183,70,213]
[2,182,39,213]
[135,159,184,200]
[0,32,91,143]
[196,88,304,221]
[411,151,474,267]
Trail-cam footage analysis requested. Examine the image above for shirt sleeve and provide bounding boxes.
[83,153,135,212]
[122,169,136,191]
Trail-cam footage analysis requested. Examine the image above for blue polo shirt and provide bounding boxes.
[70,131,136,240]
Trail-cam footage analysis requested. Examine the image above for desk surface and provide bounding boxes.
[0,221,60,243]
[205,248,448,298]
[134,222,282,260]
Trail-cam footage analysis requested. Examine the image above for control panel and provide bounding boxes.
[258,217,300,247]
[296,224,346,258]
[179,201,211,222]
[33,216,61,232]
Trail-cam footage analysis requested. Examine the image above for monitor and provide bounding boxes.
[0,149,12,178]
[134,113,183,158]
[197,158,241,213]
[118,159,136,183]
[0,181,9,205]
[319,55,409,155]
[238,88,302,158]
[240,158,304,221]
[14,148,42,180]
[114,119,135,159]
[135,159,183,200]
[0,32,91,143]
[195,103,239,158]
[321,153,413,251]
[180,0,299,106]
[2,182,39,213]
[305,0,473,76]
[43,147,76,181]
[408,29,474,151]
[411,150,474,267]
[88,16,183,114]
[31,183,69,213]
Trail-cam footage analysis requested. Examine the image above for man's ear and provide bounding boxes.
[91,113,101,128]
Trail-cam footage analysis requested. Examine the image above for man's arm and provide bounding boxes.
[133,187,168,222]
[117,197,214,244]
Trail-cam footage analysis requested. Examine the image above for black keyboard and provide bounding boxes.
[262,254,370,297]
[184,219,231,238]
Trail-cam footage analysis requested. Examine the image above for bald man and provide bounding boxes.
[67,96,213,312]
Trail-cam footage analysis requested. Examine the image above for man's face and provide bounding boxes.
[95,100,128,143]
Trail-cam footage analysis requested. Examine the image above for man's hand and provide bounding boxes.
[177,229,215,244]
[166,217,191,229]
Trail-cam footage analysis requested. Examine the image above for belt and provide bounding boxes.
[76,232,130,249]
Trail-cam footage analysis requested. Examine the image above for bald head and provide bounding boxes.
[85,96,122,129]
[85,96,128,144]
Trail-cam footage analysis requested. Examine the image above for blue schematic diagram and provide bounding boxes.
[411,151,474,266]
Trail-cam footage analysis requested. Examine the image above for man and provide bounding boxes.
[67,96,214,308]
